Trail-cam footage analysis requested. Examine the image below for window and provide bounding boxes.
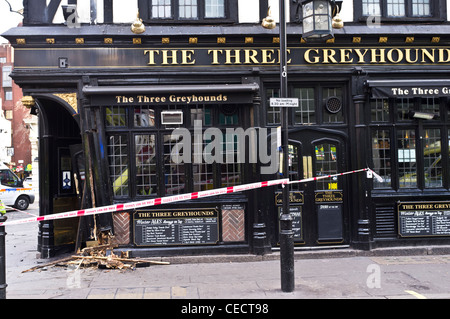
[314,143,339,191]
[0,169,20,187]
[152,0,172,18]
[370,96,449,190]
[423,129,442,188]
[372,130,391,188]
[265,84,345,126]
[4,89,12,101]
[140,0,236,22]
[2,66,12,87]
[397,129,416,188]
[205,0,225,18]
[358,0,443,20]
[293,88,315,125]
[105,104,245,199]
[108,135,129,197]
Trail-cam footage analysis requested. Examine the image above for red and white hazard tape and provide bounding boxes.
[0,178,289,226]
[0,168,382,227]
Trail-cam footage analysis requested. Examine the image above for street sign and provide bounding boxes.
[270,98,299,107]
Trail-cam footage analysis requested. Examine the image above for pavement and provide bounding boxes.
[4,202,450,300]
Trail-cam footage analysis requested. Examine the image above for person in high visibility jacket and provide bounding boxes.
[0,200,6,215]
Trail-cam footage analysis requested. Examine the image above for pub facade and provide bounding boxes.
[4,0,450,258]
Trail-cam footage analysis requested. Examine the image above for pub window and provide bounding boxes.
[164,133,186,195]
[106,105,244,199]
[190,104,212,126]
[314,143,339,191]
[293,88,316,125]
[266,88,281,126]
[108,134,129,197]
[106,106,128,127]
[423,128,442,188]
[421,97,440,119]
[397,129,417,188]
[192,138,214,191]
[396,98,414,121]
[134,106,156,127]
[372,129,392,188]
[370,98,390,122]
[135,134,158,196]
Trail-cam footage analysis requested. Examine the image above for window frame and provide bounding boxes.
[105,103,247,200]
[138,0,238,24]
[369,96,450,192]
[354,0,446,22]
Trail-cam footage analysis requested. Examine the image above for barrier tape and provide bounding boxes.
[0,178,289,226]
[0,167,382,227]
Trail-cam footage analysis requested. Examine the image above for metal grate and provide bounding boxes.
[374,205,397,238]
[325,96,342,114]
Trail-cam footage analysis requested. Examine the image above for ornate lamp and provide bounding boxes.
[301,0,337,40]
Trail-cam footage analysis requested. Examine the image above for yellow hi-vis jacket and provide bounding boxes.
[0,200,6,215]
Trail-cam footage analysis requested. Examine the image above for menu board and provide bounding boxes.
[134,208,219,246]
[398,201,450,237]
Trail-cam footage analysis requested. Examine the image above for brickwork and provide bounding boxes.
[222,208,245,242]
[112,212,131,245]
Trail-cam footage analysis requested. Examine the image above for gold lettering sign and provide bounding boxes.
[14,46,450,70]
[115,94,228,105]
[315,191,343,203]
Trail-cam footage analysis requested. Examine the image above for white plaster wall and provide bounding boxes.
[238,0,260,23]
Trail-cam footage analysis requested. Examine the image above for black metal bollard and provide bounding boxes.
[0,215,7,299]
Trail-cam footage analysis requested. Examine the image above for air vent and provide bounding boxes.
[325,96,342,114]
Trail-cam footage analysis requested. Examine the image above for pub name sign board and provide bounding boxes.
[14,46,450,70]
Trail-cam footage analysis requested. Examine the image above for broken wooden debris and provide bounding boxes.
[22,245,169,273]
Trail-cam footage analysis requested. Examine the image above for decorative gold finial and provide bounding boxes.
[131,12,145,34]
[261,7,276,30]
[332,5,344,29]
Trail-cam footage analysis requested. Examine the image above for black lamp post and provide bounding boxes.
[262,0,341,293]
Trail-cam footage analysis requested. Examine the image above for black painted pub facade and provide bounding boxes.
[4,2,450,258]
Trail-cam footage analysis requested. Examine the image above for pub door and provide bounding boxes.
[286,128,349,247]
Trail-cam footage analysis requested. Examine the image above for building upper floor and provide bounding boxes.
[20,0,449,26]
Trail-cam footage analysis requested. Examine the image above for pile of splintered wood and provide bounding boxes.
[23,244,169,273]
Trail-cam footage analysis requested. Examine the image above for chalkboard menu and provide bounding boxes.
[134,208,219,246]
[398,201,450,237]
[278,206,303,241]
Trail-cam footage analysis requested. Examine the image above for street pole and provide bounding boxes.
[278,0,295,293]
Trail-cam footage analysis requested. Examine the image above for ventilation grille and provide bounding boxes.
[374,205,397,238]
[325,96,342,114]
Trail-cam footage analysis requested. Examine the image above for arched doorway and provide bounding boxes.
[34,95,82,258]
